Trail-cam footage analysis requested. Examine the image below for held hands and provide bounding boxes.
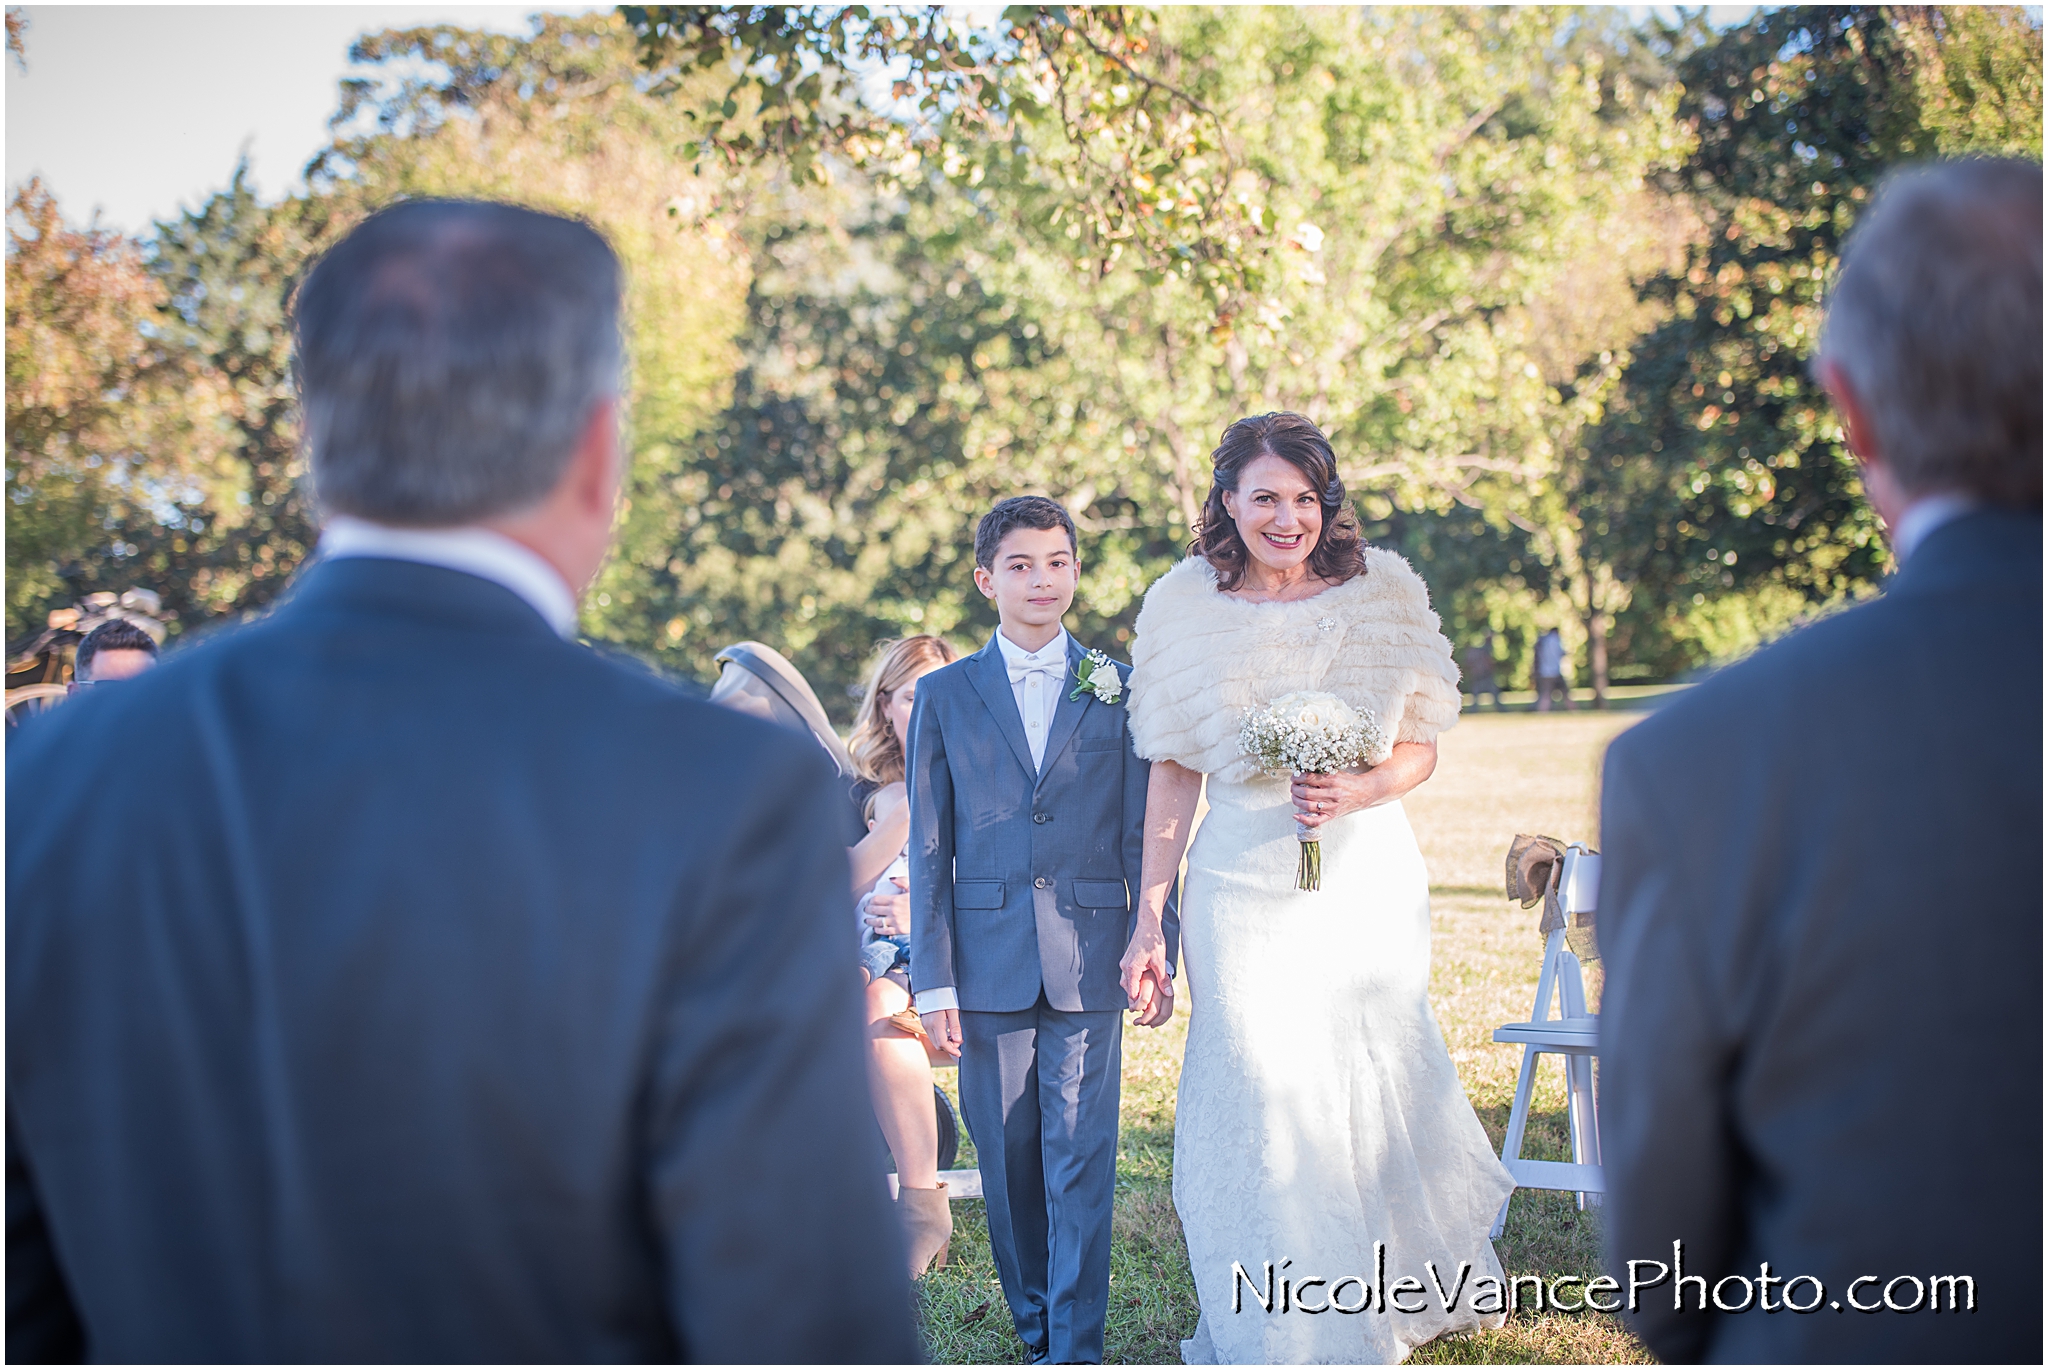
[1129,967,1176,1028]
[1119,919,1176,1028]
[864,877,910,938]
[1291,770,1378,831]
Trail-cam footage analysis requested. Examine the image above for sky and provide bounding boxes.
[6,4,607,235]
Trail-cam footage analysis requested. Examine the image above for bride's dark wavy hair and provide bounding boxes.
[1190,412,1367,592]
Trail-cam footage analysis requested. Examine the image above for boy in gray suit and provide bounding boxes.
[908,496,1177,1364]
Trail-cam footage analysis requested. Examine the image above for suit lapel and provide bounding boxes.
[1035,635,1092,786]
[967,637,1039,782]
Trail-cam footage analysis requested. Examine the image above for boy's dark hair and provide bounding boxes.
[75,619,159,679]
[974,496,1077,570]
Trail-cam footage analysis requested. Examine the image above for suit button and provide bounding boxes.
[1033,812,1052,824]
[1033,876,1052,889]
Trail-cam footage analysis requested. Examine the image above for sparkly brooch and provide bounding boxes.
[1315,616,1338,634]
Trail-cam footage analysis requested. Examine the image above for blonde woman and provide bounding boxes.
[846,634,960,1277]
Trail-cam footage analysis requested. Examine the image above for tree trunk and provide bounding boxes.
[1585,608,1609,709]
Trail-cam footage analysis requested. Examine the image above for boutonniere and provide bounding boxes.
[1069,649,1124,704]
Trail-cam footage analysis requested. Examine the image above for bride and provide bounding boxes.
[1119,412,1515,1363]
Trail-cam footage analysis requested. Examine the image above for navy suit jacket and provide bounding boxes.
[6,557,920,1363]
[1598,509,2042,1363]
[907,633,1177,1014]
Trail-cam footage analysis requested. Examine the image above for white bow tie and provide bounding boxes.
[1008,657,1065,685]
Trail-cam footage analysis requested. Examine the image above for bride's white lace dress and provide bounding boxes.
[1129,553,1516,1364]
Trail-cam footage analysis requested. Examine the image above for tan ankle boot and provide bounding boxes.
[897,1181,952,1277]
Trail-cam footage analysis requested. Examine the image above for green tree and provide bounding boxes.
[137,173,339,627]
[6,14,757,661]
[621,7,1694,696]
[949,8,1685,663]
[5,181,248,645]
[307,12,754,667]
[1589,5,2043,677]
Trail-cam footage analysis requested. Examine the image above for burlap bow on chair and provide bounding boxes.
[1504,832,1599,962]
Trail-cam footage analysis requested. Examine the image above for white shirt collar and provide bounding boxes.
[1892,492,1980,565]
[994,626,1070,666]
[317,515,579,638]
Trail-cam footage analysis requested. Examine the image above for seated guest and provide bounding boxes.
[70,619,159,690]
[857,794,913,987]
[845,633,959,1277]
[1598,159,2041,1363]
[6,200,919,1362]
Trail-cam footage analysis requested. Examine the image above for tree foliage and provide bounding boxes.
[308,13,756,667]
[4,181,253,644]
[1582,4,2043,679]
[7,6,2040,700]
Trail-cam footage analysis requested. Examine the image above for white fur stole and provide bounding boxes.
[1126,551,1462,779]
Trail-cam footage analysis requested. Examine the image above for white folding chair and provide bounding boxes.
[1490,843,1602,1238]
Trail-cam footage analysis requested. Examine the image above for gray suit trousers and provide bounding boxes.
[959,987,1123,1365]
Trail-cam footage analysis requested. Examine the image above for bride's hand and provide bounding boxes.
[1131,968,1176,1028]
[1119,917,1170,1009]
[1291,770,1378,828]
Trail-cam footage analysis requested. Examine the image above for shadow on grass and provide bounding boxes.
[1433,883,1514,900]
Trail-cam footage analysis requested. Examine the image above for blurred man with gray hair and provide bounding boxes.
[7,201,919,1362]
[1598,158,2041,1362]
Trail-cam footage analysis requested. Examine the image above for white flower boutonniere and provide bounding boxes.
[1069,649,1124,704]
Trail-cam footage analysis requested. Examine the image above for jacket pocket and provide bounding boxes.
[953,881,1006,909]
[1072,879,1128,909]
[1074,736,1122,753]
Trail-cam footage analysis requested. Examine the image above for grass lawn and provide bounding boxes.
[914,693,1674,1364]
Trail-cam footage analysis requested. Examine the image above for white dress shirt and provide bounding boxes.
[1891,491,1980,565]
[995,626,1072,771]
[913,627,1072,1020]
[318,515,579,638]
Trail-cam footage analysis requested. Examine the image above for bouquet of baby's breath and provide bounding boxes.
[1239,691,1387,891]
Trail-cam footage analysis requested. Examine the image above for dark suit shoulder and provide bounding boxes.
[1609,589,1906,774]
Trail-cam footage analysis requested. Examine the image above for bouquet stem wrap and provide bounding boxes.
[1294,814,1323,891]
[1239,692,1388,893]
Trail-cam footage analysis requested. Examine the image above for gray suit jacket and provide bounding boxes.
[907,633,1177,1013]
[1598,508,2041,1363]
[6,558,918,1363]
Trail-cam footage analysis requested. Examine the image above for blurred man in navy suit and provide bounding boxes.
[7,201,919,1363]
[1599,160,2041,1362]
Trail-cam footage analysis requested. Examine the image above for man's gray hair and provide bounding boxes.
[1818,158,2041,509]
[295,199,623,526]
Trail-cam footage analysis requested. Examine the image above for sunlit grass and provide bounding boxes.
[914,697,1671,1363]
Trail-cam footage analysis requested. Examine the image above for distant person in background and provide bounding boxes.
[845,633,961,1278]
[7,199,919,1362]
[1532,626,1574,712]
[1599,159,2042,1362]
[68,620,158,691]
[1461,631,1503,711]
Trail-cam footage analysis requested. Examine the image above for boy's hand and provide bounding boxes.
[1130,968,1176,1029]
[921,1008,963,1059]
